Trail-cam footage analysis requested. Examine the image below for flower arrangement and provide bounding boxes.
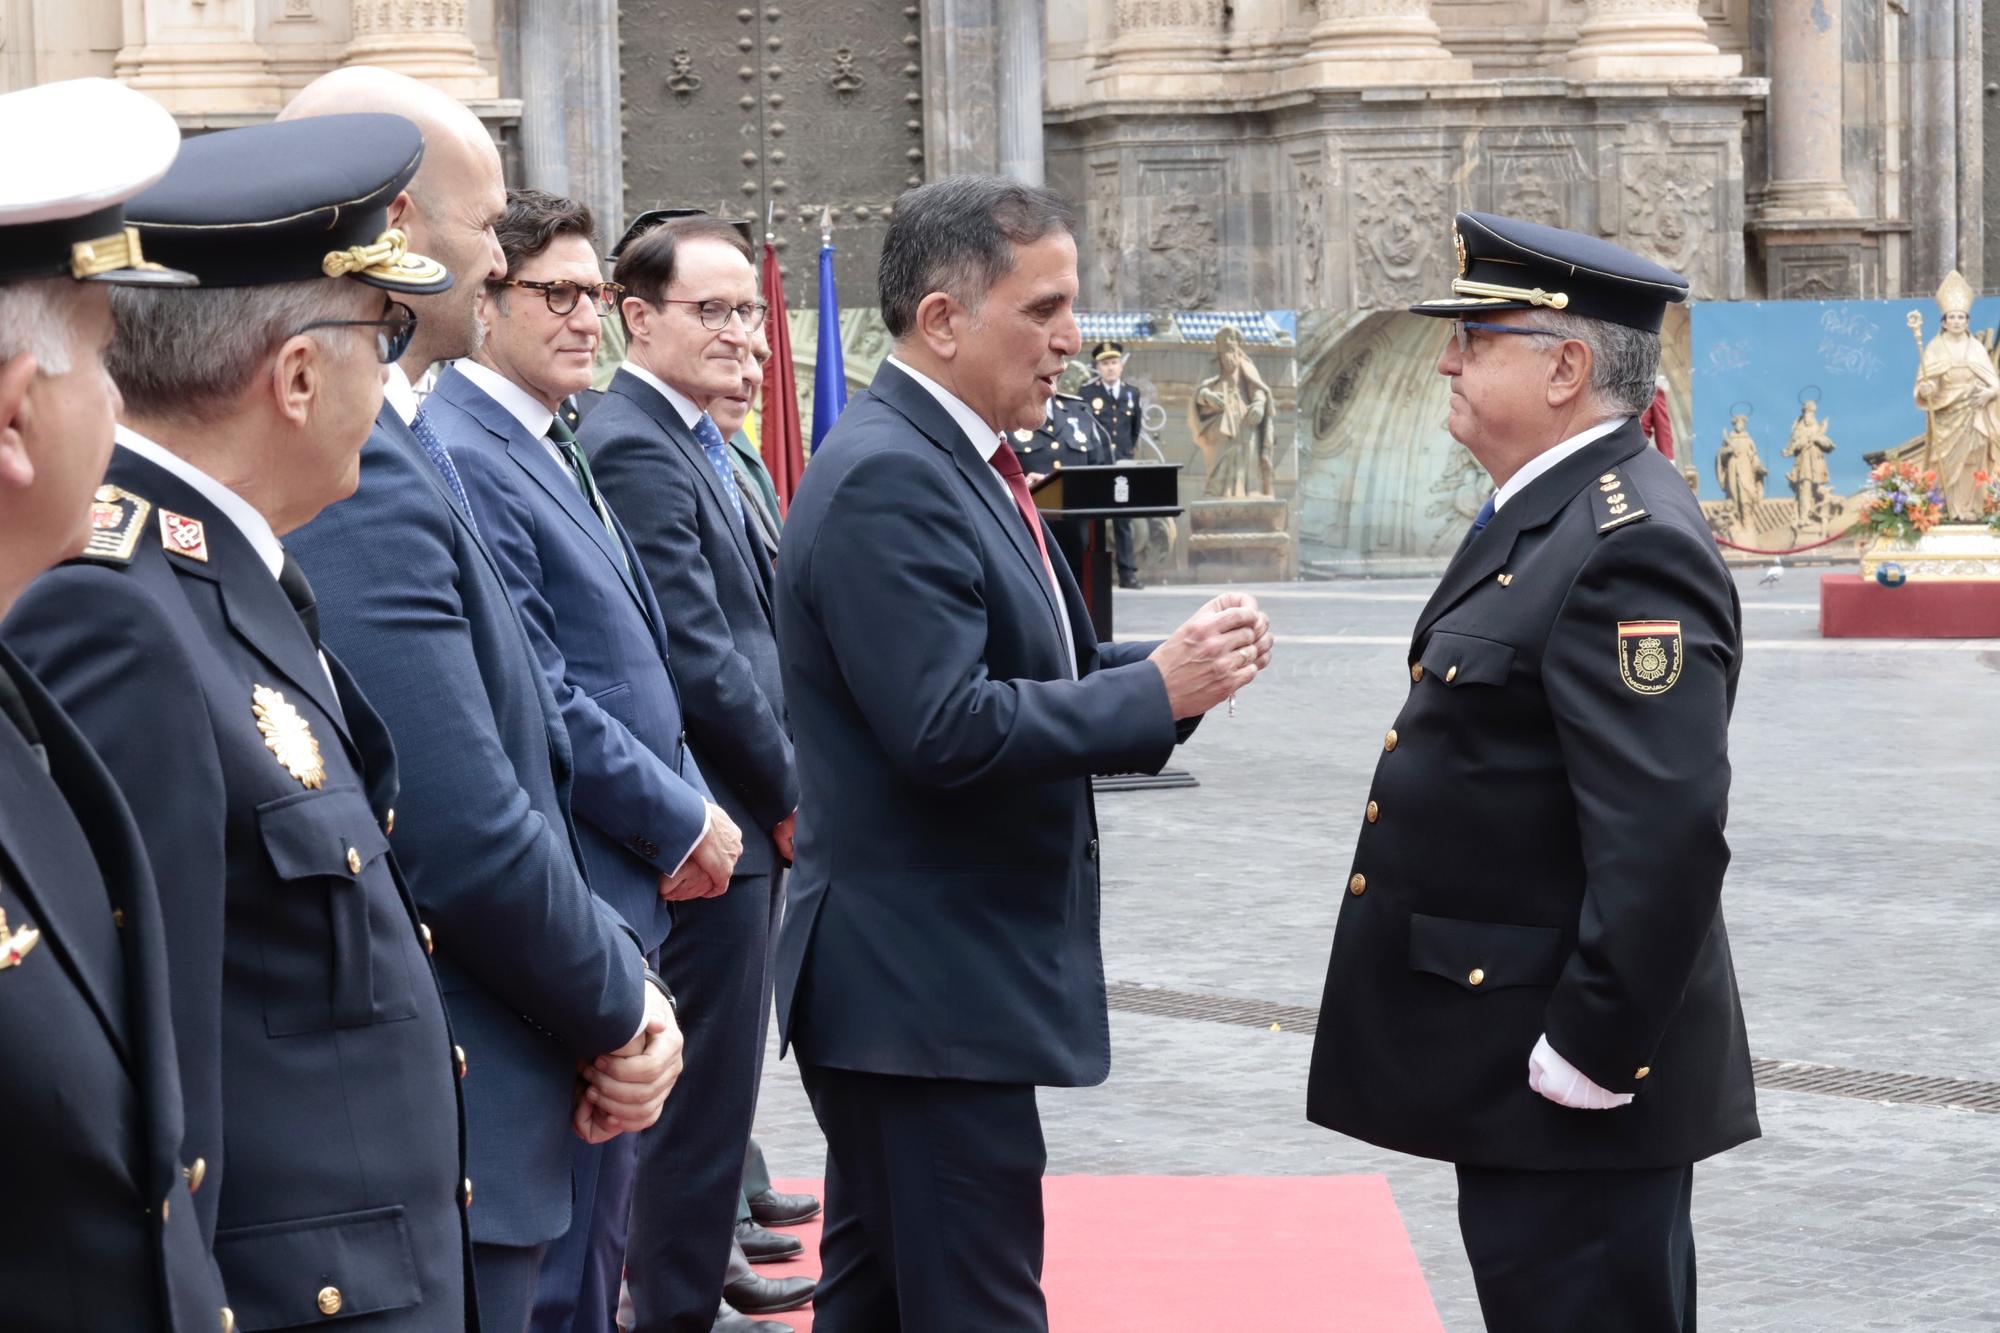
[1856,460,1944,542]
[1975,470,2000,535]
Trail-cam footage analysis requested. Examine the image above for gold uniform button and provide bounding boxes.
[420,923,435,955]
[1445,665,1459,683]
[1635,1066,1651,1080]
[1348,873,1366,896]
[1383,728,1398,752]
[112,907,126,929]
[462,1176,474,1208]
[385,807,396,835]
[317,1286,343,1316]
[345,845,362,875]
[1467,968,1486,987]
[1365,800,1379,824]
[454,1044,468,1079]
[221,1308,236,1333]
[1410,663,1424,683]
[185,1157,206,1193]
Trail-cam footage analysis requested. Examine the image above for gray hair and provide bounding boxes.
[1520,308,1661,417]
[878,175,1076,339]
[0,279,83,376]
[108,279,364,425]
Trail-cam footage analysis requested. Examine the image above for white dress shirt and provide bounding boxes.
[114,426,342,701]
[886,356,1078,677]
[1491,416,1628,512]
[383,361,421,427]
[620,360,705,432]
[452,359,563,470]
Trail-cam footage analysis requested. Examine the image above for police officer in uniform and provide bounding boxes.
[1085,341,1145,589]
[5,116,479,1330]
[1007,390,1115,595]
[0,77,238,1332]
[1306,213,1758,1333]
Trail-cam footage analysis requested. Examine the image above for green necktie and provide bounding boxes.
[550,415,630,576]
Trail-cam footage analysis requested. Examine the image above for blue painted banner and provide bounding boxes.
[1690,297,2000,501]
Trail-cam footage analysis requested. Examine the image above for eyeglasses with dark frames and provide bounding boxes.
[657,298,770,332]
[1451,319,1559,358]
[490,278,625,316]
[291,300,418,365]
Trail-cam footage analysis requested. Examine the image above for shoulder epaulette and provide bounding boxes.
[1591,469,1650,534]
[79,485,151,565]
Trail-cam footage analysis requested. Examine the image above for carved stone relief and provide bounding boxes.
[1491,153,1570,229]
[1117,0,1226,29]
[351,0,468,33]
[1090,164,1123,303]
[1147,197,1221,308]
[1349,157,1450,310]
[1293,155,1329,306]
[1620,151,1717,291]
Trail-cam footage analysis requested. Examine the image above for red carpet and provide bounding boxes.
[754,1175,1443,1331]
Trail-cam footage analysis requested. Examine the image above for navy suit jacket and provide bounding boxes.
[5,447,472,1330]
[583,368,794,874]
[773,360,1188,1089]
[428,365,709,951]
[0,646,232,1331]
[287,405,649,1250]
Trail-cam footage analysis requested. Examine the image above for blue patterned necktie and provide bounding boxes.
[410,407,480,538]
[1469,494,1496,536]
[692,412,746,524]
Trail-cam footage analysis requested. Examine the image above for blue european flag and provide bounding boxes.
[812,232,848,450]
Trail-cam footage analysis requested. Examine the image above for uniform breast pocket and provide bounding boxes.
[256,785,414,1036]
[1417,630,1515,690]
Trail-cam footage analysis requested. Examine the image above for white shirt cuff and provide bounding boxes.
[667,804,711,876]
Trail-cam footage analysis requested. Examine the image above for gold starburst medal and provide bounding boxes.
[253,684,325,788]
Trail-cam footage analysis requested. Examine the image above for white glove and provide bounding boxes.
[1527,1033,1634,1110]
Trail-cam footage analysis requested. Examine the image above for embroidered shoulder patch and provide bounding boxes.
[1593,471,1650,533]
[1617,621,1682,695]
[81,485,151,564]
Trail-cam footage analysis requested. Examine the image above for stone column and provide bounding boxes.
[1564,0,1741,80]
[1283,0,1472,90]
[517,0,622,244]
[113,0,281,115]
[1760,0,1856,218]
[344,0,496,99]
[1087,0,1231,100]
[923,0,1000,176]
[996,0,1044,185]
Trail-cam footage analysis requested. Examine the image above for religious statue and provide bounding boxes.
[1189,326,1276,498]
[1909,269,2000,521]
[1781,400,1837,529]
[1713,413,1766,530]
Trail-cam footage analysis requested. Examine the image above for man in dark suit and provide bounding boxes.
[4,115,480,1329]
[0,76,233,1333]
[1084,341,1145,588]
[421,190,742,1333]
[581,212,802,1333]
[277,73,684,1333]
[1307,212,1759,1333]
[774,175,1271,1330]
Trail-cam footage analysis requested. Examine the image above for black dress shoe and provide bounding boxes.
[723,1271,816,1316]
[746,1187,822,1227]
[1118,574,1144,590]
[734,1217,804,1264]
[713,1305,790,1333]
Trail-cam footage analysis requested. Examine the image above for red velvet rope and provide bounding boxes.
[1711,524,1862,557]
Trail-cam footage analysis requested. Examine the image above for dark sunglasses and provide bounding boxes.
[293,300,418,365]
[492,278,625,316]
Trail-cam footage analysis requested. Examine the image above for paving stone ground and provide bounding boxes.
[754,569,2000,1331]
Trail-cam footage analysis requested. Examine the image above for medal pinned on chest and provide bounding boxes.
[0,899,40,970]
[1617,621,1682,695]
[253,684,326,788]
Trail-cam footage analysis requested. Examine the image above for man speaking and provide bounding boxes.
[772,175,1271,1330]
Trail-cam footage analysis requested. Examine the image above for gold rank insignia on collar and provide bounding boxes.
[0,900,40,970]
[81,484,151,564]
[252,684,325,788]
[160,510,209,562]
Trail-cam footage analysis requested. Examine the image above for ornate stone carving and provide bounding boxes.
[1147,198,1220,308]
[828,47,864,97]
[1493,155,1567,229]
[667,48,702,100]
[1294,159,1328,305]
[1090,167,1123,301]
[1621,153,1715,289]
[1350,158,1448,309]
[351,0,469,33]
[1117,0,1226,30]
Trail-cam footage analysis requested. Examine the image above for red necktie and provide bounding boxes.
[987,439,1054,576]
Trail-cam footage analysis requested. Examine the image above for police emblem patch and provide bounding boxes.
[252,684,325,788]
[1617,621,1682,695]
[1092,396,1104,412]
[160,510,209,562]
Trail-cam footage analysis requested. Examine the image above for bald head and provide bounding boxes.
[281,66,506,372]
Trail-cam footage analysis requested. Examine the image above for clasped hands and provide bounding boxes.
[658,802,744,901]
[572,979,684,1144]
[1148,591,1274,719]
